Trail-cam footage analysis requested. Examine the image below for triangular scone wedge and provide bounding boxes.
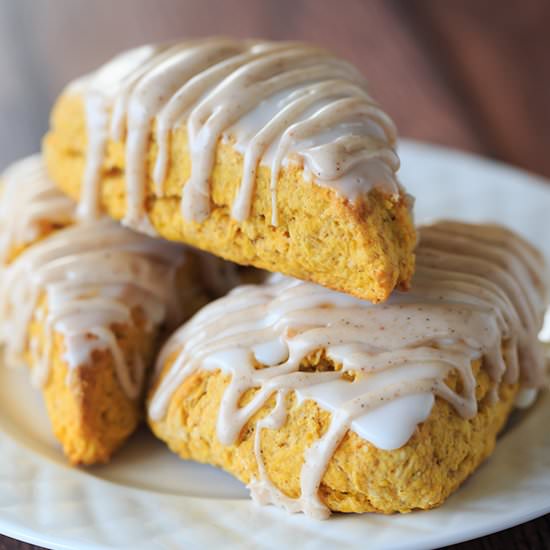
[147,221,548,518]
[43,38,416,303]
[0,156,206,465]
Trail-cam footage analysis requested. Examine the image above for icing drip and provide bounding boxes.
[68,38,400,228]
[148,221,548,519]
[0,155,74,262]
[0,156,188,396]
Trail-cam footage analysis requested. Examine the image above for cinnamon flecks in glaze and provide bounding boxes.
[148,221,548,519]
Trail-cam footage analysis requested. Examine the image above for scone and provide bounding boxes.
[0,156,206,465]
[147,221,548,519]
[43,38,416,303]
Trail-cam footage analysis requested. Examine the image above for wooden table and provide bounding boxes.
[0,0,548,548]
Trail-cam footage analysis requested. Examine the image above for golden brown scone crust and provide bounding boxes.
[43,93,416,303]
[148,357,517,514]
[28,298,156,465]
[4,232,204,466]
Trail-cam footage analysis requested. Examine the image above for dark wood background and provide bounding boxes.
[0,0,548,548]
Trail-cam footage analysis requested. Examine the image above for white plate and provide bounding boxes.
[0,140,549,550]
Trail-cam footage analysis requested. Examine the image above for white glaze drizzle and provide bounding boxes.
[0,156,189,396]
[148,221,548,519]
[67,38,400,228]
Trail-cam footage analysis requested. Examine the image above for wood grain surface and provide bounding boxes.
[0,0,548,548]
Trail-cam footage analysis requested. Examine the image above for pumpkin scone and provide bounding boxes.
[0,156,208,465]
[147,221,548,519]
[43,38,416,303]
